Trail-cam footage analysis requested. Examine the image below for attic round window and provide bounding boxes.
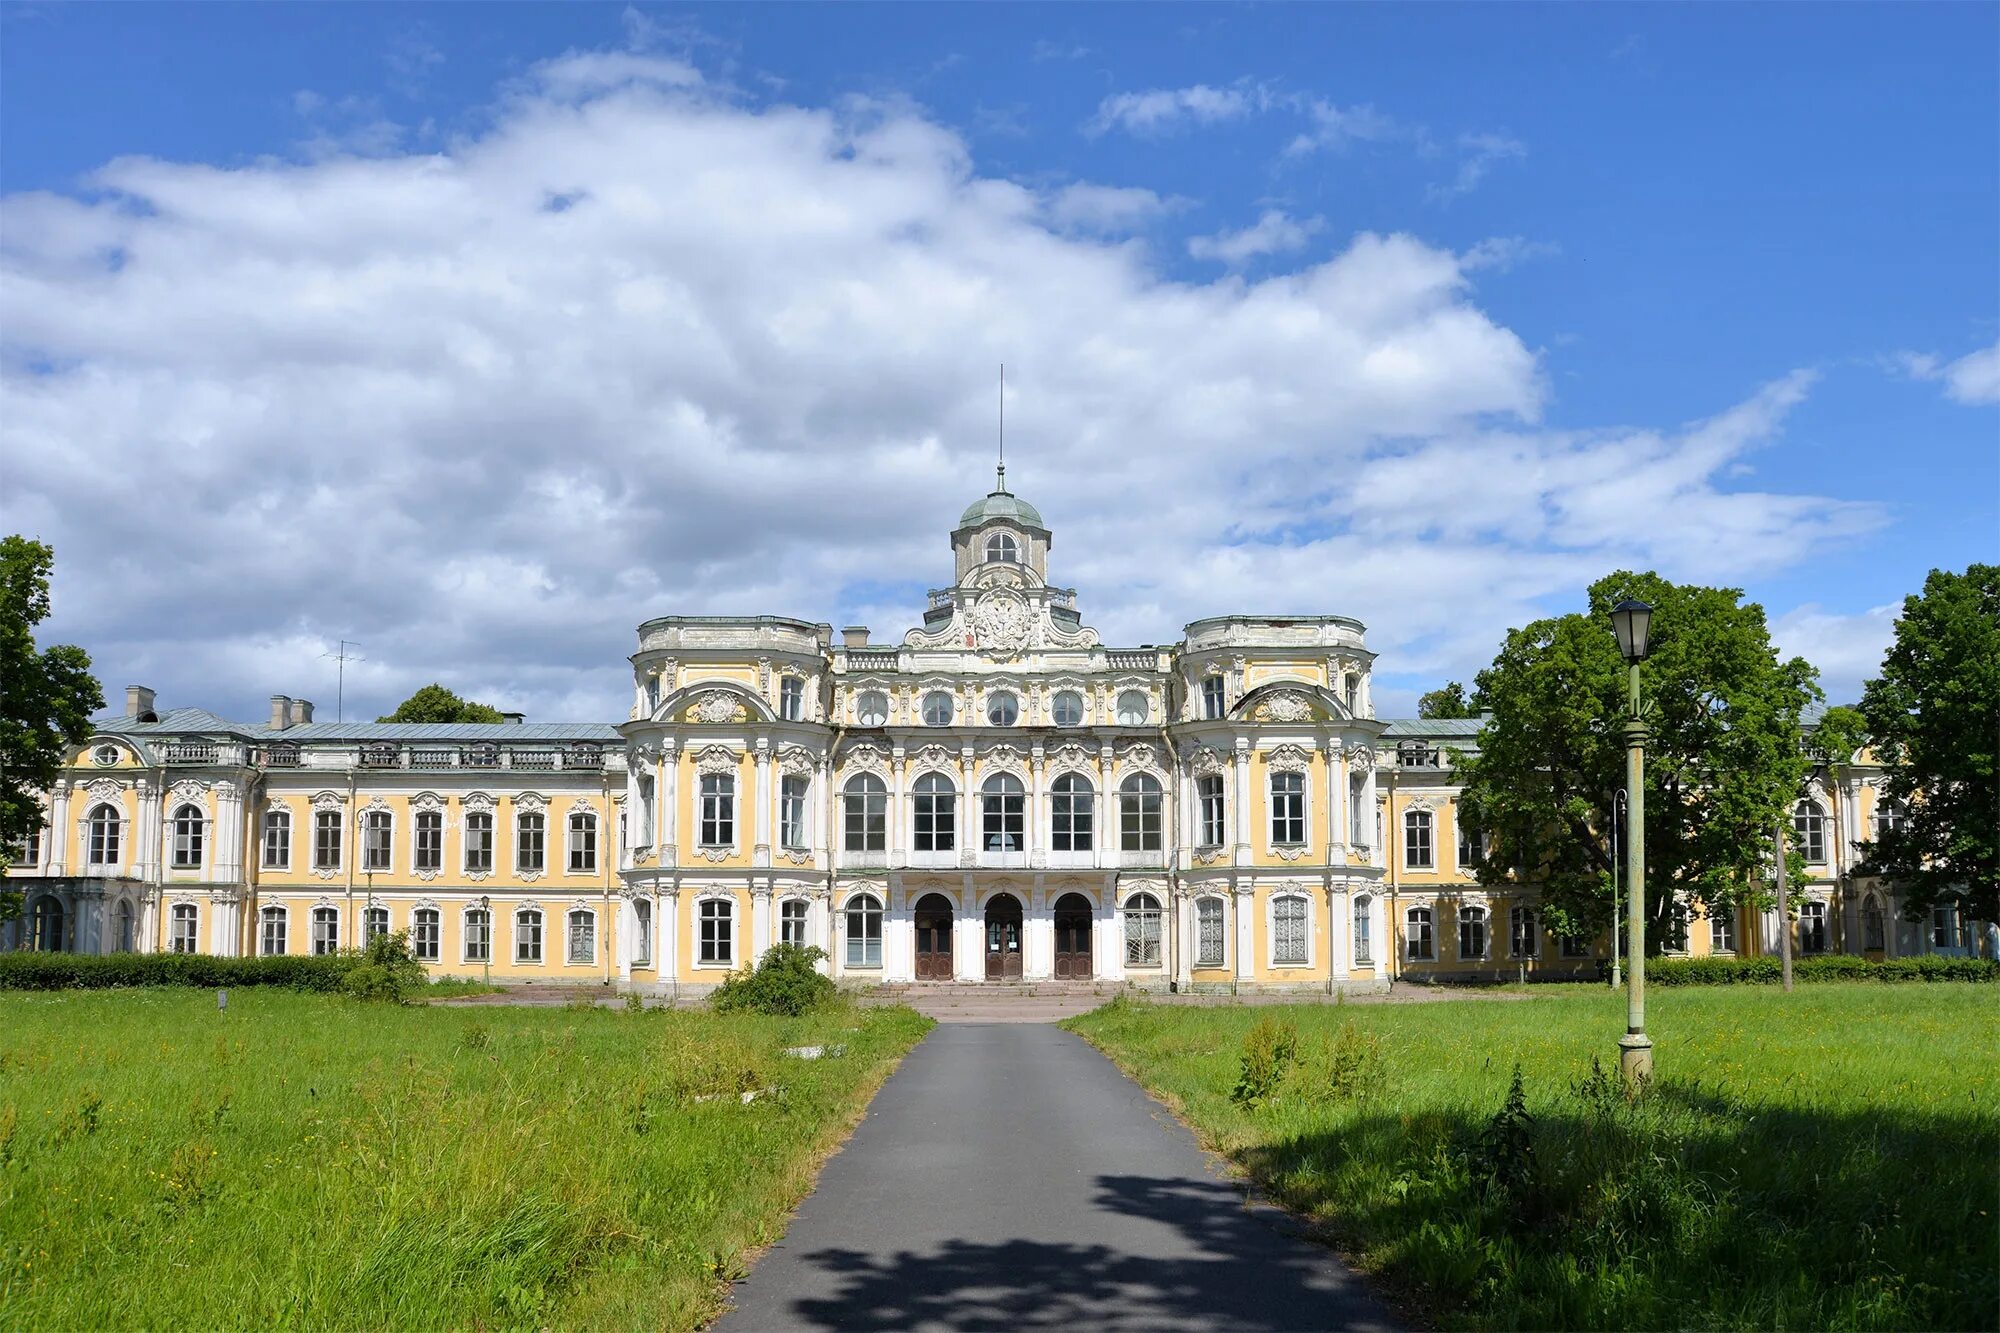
[93,744,119,767]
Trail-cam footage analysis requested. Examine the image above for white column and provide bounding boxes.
[658,743,677,864]
[1029,746,1047,870]
[47,781,72,874]
[1096,744,1113,871]
[659,888,680,983]
[957,880,981,980]
[624,759,643,870]
[1026,877,1051,979]
[1326,883,1347,984]
[1173,889,1194,990]
[1361,762,1379,865]
[890,746,907,865]
[751,883,772,956]
[752,744,772,867]
[1234,882,1255,981]
[216,782,245,884]
[1232,742,1251,866]
[135,778,161,882]
[1327,742,1347,863]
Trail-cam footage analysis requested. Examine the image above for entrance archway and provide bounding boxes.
[914,893,954,981]
[1053,892,1094,979]
[984,893,1023,981]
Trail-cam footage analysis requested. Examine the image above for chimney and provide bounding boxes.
[290,699,315,726]
[842,626,870,648]
[499,711,525,726]
[125,685,157,720]
[269,695,292,730]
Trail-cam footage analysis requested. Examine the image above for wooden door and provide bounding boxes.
[1052,894,1093,980]
[984,895,1023,981]
[914,894,953,981]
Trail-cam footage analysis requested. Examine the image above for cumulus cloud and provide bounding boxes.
[1186,209,1323,266]
[1894,340,2000,406]
[0,56,1881,724]
[1283,98,1400,156]
[1429,131,1527,201]
[1085,83,1261,137]
[1046,183,1181,233]
[1770,602,1899,705]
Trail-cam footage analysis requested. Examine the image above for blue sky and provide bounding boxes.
[2,3,1994,721]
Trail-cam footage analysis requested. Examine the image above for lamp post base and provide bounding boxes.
[1618,1032,1653,1089]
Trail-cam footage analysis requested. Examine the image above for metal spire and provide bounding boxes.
[996,363,1007,492]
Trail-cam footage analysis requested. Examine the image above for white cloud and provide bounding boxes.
[1895,340,2000,406]
[1771,603,1899,705]
[1429,132,1526,201]
[1459,236,1561,273]
[1187,209,1322,265]
[1031,39,1090,63]
[0,55,1883,724]
[1085,83,1260,137]
[1046,183,1180,233]
[1283,98,1399,156]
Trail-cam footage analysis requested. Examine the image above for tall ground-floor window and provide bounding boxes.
[1406,906,1434,961]
[1458,905,1488,961]
[413,908,441,962]
[845,894,883,968]
[171,903,199,954]
[567,909,595,965]
[1799,900,1828,955]
[32,895,65,952]
[700,898,733,965]
[465,909,492,963]
[1710,907,1736,954]
[364,905,391,945]
[1509,905,1537,959]
[516,908,544,963]
[780,898,809,948]
[1353,895,1373,965]
[311,907,339,956]
[632,897,653,966]
[1124,893,1163,966]
[260,905,287,956]
[1196,897,1225,968]
[1863,894,1886,951]
[1273,895,1308,965]
[115,899,135,953]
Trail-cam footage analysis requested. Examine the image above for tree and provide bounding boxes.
[1857,564,1999,923]
[1418,681,1479,719]
[1455,571,1822,953]
[1,537,105,904]
[377,683,506,725]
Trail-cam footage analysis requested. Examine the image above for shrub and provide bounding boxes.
[0,950,355,992]
[1647,953,1997,986]
[1230,1016,1298,1108]
[710,943,836,1016]
[341,929,428,1004]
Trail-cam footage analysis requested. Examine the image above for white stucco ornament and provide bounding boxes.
[970,590,1034,658]
[694,691,740,724]
[1261,690,1315,723]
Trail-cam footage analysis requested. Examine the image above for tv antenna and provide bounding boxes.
[322,639,365,722]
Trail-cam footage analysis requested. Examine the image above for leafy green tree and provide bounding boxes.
[1,538,105,907]
[1857,564,1999,923]
[1456,571,1822,953]
[377,683,505,725]
[1417,681,1480,719]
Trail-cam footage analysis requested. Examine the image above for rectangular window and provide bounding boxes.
[1119,780,1162,853]
[780,898,809,947]
[465,814,494,873]
[1273,896,1308,965]
[780,776,808,849]
[516,813,545,873]
[363,813,392,871]
[516,910,544,964]
[1560,933,1588,958]
[1404,811,1433,869]
[1799,901,1828,955]
[1406,908,1435,960]
[700,776,735,848]
[567,911,595,965]
[311,908,339,956]
[1457,820,1481,871]
[1353,898,1373,965]
[1196,897,1225,968]
[1202,676,1226,720]
[172,810,203,869]
[632,898,653,966]
[1269,772,1305,846]
[260,909,286,956]
[413,908,441,962]
[780,675,805,722]
[465,910,492,963]
[364,905,390,944]
[700,900,732,964]
[171,904,199,954]
[1710,909,1736,954]
[568,814,597,872]
[914,781,956,852]
[845,781,886,852]
[1458,908,1487,960]
[1509,906,1537,959]
[845,899,883,968]
[314,810,342,870]
[415,811,442,873]
[1197,775,1226,848]
[262,811,290,869]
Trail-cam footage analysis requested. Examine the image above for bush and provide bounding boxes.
[341,930,428,1004]
[1230,1016,1298,1108]
[0,949,355,992]
[710,943,836,1016]
[1647,953,1998,986]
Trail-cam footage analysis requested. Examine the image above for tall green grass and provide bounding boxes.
[1068,984,1999,1331]
[0,989,929,1330]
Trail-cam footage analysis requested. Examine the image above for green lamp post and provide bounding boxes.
[1610,597,1654,1089]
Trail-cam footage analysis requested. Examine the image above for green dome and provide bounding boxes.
[958,487,1045,531]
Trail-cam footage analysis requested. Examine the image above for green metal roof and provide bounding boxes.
[957,487,1046,531]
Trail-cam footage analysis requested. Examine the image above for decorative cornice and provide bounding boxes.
[695,745,739,776]
[1266,743,1312,773]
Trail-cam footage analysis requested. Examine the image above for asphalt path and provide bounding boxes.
[715,1024,1398,1332]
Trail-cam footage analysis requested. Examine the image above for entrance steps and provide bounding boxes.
[865,981,1117,999]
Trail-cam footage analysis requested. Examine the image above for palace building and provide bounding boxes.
[6,474,1985,985]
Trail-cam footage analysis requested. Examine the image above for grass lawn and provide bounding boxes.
[1067,983,1999,1332]
[0,989,930,1331]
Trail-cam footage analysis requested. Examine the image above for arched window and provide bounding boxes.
[1794,800,1827,864]
[515,908,544,963]
[1269,771,1305,847]
[779,897,808,947]
[87,804,121,866]
[1119,773,1163,853]
[699,775,735,849]
[568,812,598,872]
[699,898,733,965]
[1050,773,1094,852]
[464,908,492,963]
[914,773,956,852]
[1509,904,1537,959]
[632,898,653,966]
[855,690,889,726]
[260,905,287,956]
[982,773,1025,852]
[985,532,1019,564]
[1799,900,1828,954]
[1115,690,1149,726]
[1353,895,1373,965]
[1196,896,1226,968]
[464,812,494,873]
[115,899,135,952]
[845,893,883,968]
[922,691,955,726]
[986,691,1019,726]
[1202,676,1226,720]
[1863,893,1885,951]
[1124,892,1163,966]
[843,774,887,852]
[31,895,64,951]
[314,809,342,870]
[1406,905,1435,960]
[413,907,441,962]
[1052,690,1084,727]
[171,804,205,869]
[364,905,391,944]
[515,811,546,872]
[170,902,199,954]
[1197,774,1226,848]
[363,809,392,871]
[1458,904,1488,961]
[1404,810,1434,869]
[567,908,596,964]
[780,776,809,850]
[262,808,291,869]
[1273,895,1308,965]
[779,675,805,722]
[311,906,340,956]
